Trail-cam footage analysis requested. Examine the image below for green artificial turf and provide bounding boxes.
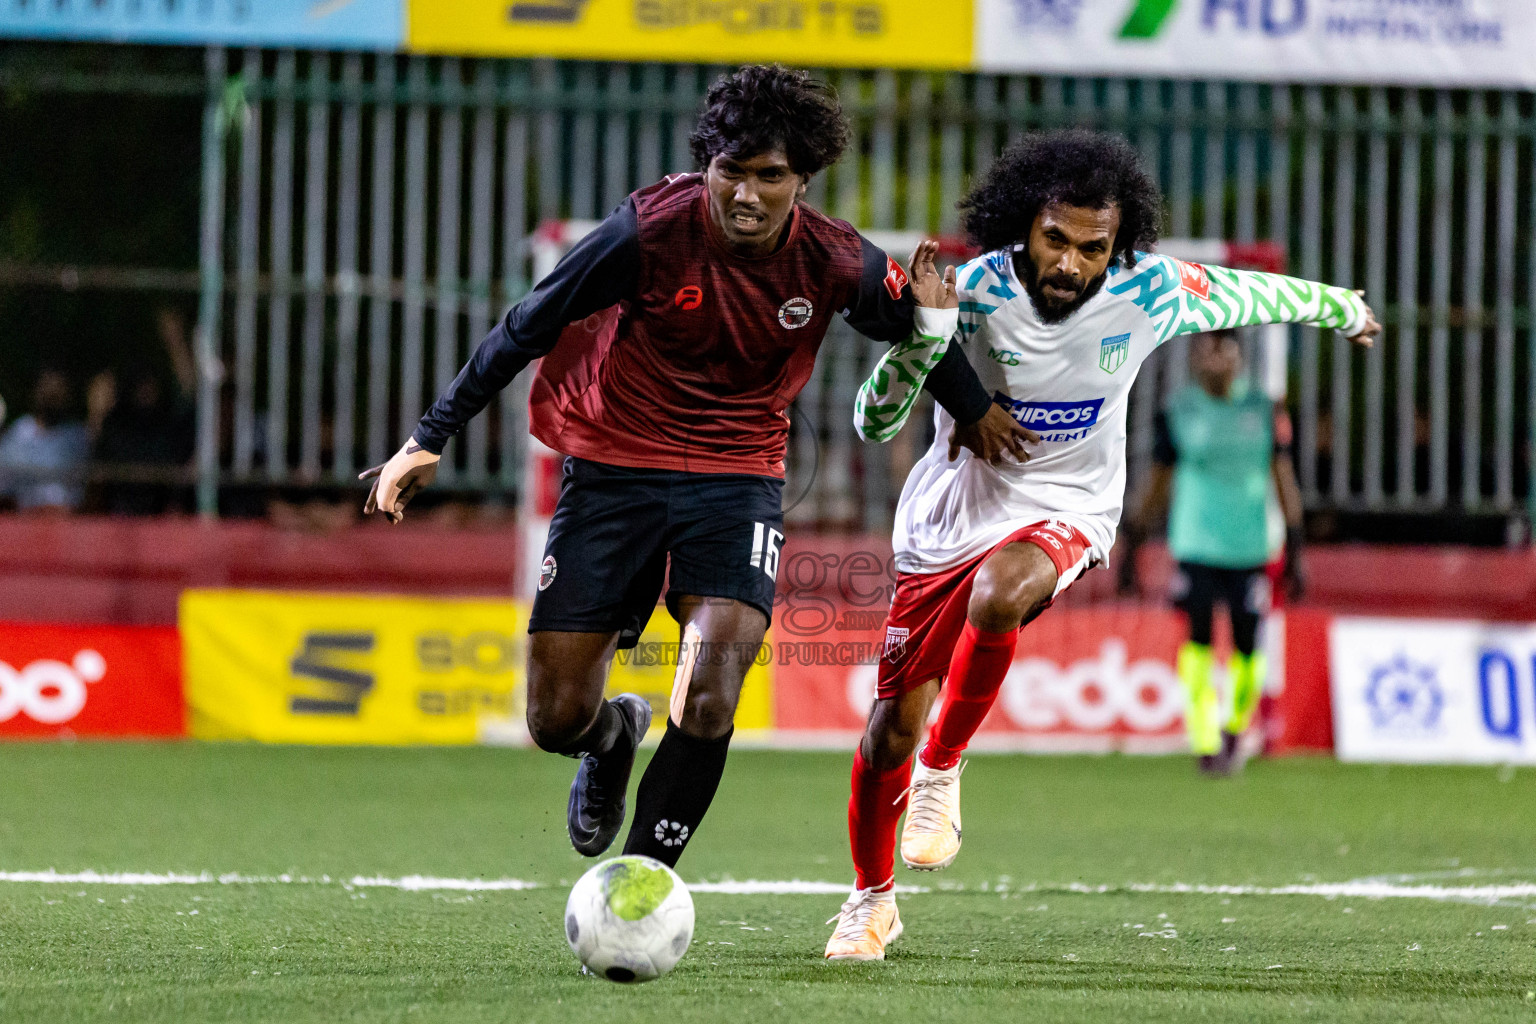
[0,744,1532,1023]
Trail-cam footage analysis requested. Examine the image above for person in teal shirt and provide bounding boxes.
[1122,328,1305,775]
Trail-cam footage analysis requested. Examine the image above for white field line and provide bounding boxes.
[1,869,1533,902]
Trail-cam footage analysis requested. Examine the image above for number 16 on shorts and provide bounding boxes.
[749,522,784,580]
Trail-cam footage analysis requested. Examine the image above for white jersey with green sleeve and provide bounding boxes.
[857,248,1367,575]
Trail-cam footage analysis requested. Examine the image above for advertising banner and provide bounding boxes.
[0,0,404,50]
[0,623,182,739]
[1331,616,1536,764]
[977,0,1536,88]
[181,590,770,744]
[776,606,1234,753]
[408,0,972,69]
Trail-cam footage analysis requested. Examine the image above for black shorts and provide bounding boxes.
[1171,561,1270,652]
[528,457,784,648]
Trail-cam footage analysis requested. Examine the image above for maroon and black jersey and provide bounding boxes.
[414,174,989,477]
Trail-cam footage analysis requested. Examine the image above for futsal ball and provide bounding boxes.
[564,855,695,983]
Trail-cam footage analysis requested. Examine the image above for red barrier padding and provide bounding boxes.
[0,516,521,625]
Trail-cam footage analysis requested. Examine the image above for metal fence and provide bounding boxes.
[188,50,1536,531]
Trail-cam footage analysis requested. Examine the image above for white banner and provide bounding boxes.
[978,0,1536,89]
[1330,617,1536,764]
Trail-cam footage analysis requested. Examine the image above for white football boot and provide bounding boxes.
[824,886,903,961]
[900,758,963,871]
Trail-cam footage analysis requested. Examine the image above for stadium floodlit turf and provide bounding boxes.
[0,744,1532,1023]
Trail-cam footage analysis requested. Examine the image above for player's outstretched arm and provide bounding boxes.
[410,199,641,458]
[1159,260,1382,346]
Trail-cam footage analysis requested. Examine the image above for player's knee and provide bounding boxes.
[676,688,737,740]
[969,563,1052,633]
[525,698,593,753]
[862,705,923,770]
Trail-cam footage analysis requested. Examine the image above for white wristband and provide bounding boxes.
[913,305,959,342]
[1338,290,1369,337]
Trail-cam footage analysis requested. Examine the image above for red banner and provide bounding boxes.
[772,605,1335,754]
[0,623,183,739]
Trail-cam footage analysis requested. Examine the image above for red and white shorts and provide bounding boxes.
[875,519,1094,700]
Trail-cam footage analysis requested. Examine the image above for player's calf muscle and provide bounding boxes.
[862,684,939,769]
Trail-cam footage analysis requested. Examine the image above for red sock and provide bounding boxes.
[848,745,911,891]
[920,621,1018,770]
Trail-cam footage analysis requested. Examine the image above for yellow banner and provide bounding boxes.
[407,1,972,69]
[181,589,771,744]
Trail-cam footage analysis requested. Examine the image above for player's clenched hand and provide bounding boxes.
[948,404,1040,466]
[360,440,440,524]
[908,239,957,310]
[1347,291,1382,348]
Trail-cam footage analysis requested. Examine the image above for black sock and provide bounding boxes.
[555,699,624,759]
[621,720,733,867]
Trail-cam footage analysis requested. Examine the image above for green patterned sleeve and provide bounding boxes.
[852,331,949,442]
[1167,263,1369,342]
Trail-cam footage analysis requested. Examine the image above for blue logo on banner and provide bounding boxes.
[1364,653,1444,736]
[1010,0,1082,31]
[0,0,403,49]
[1476,647,1532,742]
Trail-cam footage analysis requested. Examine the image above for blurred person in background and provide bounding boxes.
[0,367,92,512]
[1121,327,1305,775]
[90,304,197,515]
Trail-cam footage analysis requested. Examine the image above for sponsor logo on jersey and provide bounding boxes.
[674,285,703,310]
[882,254,909,300]
[1099,333,1130,374]
[539,555,558,591]
[1177,260,1211,300]
[993,394,1105,442]
[883,626,910,664]
[778,297,813,329]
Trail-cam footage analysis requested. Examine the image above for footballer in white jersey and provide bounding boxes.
[825,130,1380,963]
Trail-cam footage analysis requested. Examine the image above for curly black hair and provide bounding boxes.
[959,129,1161,267]
[689,65,849,177]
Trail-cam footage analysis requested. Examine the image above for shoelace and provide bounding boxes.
[896,762,965,835]
[825,888,890,938]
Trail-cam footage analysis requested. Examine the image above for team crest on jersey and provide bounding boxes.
[1099,333,1130,374]
[1177,260,1211,300]
[883,626,910,663]
[538,555,557,591]
[778,297,813,329]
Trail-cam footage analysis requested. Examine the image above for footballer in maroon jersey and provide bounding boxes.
[363,65,1030,867]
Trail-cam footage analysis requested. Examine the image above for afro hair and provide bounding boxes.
[690,65,849,177]
[959,129,1161,267]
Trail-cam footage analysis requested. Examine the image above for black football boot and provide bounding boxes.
[567,693,653,856]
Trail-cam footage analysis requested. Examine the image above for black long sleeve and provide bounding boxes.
[844,236,991,427]
[412,199,641,454]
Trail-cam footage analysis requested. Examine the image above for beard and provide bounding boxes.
[1016,253,1108,325]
